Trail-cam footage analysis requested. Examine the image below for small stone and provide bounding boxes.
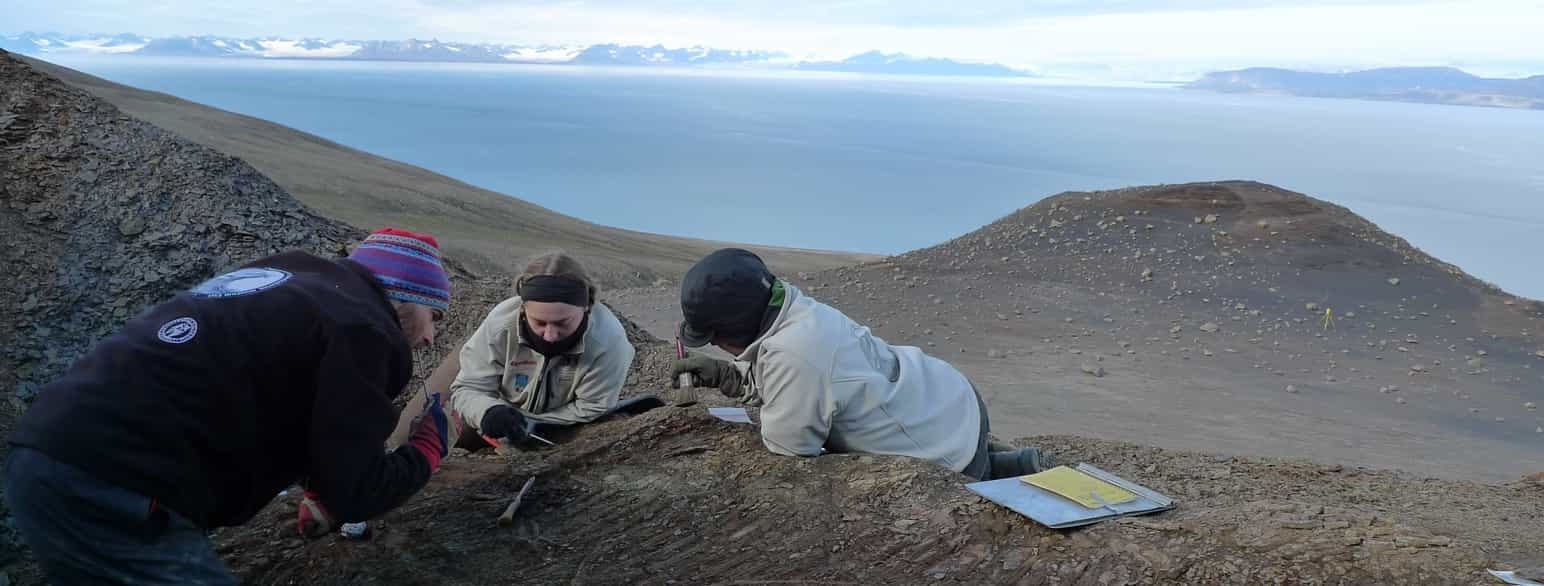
[1141,268,1154,279]
[1170,325,1183,334]
[1000,549,1027,571]
[1202,214,1219,224]
[1307,302,1320,311]
[118,217,147,237]
[340,522,370,539]
[1081,364,1106,377]
[1199,322,1220,333]
[1285,385,1299,393]
[1410,364,1427,373]
[1526,402,1537,410]
[1395,397,1407,404]
[1387,277,1401,286]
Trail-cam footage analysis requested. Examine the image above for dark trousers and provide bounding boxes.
[962,387,993,481]
[3,446,236,585]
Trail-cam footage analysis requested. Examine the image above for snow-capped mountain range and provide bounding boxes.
[0,32,1030,77]
[3,32,592,64]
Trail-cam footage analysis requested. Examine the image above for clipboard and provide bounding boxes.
[966,463,1175,529]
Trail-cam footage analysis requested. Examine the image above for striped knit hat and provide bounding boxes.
[348,227,451,312]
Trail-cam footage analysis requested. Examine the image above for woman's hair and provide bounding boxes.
[515,251,598,306]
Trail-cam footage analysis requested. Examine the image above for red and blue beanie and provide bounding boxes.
[348,227,451,312]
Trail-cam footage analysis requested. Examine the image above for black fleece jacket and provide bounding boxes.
[10,251,433,528]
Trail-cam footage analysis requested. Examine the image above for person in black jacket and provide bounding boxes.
[4,227,454,585]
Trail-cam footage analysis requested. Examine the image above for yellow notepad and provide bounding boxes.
[1021,466,1138,509]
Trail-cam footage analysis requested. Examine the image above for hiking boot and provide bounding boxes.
[988,447,1057,479]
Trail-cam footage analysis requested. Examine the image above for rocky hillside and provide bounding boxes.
[0,48,348,568]
[0,50,362,400]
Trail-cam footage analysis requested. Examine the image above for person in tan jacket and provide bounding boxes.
[670,248,1053,481]
[390,252,635,450]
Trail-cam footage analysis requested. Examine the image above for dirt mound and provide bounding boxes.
[905,180,1529,306]
[197,348,1541,584]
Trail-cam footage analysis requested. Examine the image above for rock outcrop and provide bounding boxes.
[0,50,360,402]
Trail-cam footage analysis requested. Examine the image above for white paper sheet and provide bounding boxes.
[708,407,752,423]
[1490,570,1544,586]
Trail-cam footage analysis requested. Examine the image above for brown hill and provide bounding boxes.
[768,181,1543,482]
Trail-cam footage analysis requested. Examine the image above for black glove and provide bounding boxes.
[671,355,743,397]
[480,405,529,442]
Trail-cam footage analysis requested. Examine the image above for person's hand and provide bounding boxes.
[297,490,335,538]
[480,404,529,443]
[409,392,449,471]
[671,355,742,397]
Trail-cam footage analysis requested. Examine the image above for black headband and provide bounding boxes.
[519,275,591,306]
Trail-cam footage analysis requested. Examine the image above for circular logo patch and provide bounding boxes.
[157,317,199,344]
[191,267,292,299]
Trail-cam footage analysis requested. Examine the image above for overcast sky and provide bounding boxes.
[12,0,1544,74]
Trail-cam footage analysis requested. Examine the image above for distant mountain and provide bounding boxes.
[0,32,149,55]
[797,51,1028,77]
[0,32,580,63]
[134,36,263,57]
[1,32,1032,78]
[568,44,785,66]
[1188,66,1544,110]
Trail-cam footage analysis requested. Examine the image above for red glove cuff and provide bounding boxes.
[298,490,334,537]
[410,422,444,471]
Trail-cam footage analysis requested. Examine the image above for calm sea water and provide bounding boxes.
[45,56,1544,299]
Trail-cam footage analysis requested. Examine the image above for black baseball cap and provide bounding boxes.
[679,248,777,348]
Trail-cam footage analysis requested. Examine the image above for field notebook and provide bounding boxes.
[966,463,1176,529]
